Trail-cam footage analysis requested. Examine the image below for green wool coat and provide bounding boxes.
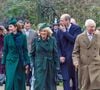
[30,36,60,90]
[2,33,30,90]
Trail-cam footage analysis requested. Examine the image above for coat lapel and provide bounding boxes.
[82,32,90,48]
[38,37,51,52]
[83,31,97,49]
[87,33,97,49]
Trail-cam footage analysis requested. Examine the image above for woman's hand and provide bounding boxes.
[60,56,65,63]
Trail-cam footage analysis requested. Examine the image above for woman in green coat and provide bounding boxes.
[2,18,30,90]
[30,23,60,90]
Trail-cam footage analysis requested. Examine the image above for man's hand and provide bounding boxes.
[73,61,79,69]
[59,25,66,32]
[60,57,65,63]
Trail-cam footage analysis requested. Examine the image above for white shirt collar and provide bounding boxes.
[87,32,93,41]
[24,29,31,32]
[67,24,71,32]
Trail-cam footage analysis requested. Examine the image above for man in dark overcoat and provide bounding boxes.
[57,14,82,90]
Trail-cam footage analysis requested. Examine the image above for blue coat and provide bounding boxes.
[57,23,82,80]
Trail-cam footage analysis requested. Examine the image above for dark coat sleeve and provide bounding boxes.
[2,35,8,65]
[30,38,36,67]
[23,35,30,66]
[56,31,63,57]
[53,37,60,70]
[63,26,82,43]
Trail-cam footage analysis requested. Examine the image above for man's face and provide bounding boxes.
[53,25,59,30]
[60,18,69,27]
[87,24,96,34]
[24,22,31,30]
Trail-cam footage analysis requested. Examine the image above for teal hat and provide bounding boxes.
[8,18,17,25]
[38,23,50,31]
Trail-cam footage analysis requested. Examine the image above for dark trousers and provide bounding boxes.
[26,71,32,86]
[69,65,78,90]
[63,80,71,90]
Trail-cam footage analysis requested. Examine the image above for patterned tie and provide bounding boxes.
[88,34,93,41]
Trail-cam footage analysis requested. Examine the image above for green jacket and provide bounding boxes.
[30,36,60,90]
[2,32,29,90]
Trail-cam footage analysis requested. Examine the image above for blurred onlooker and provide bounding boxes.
[0,26,5,86]
[23,20,37,90]
[17,20,24,31]
[23,20,37,55]
[71,18,77,25]
[0,26,7,35]
[52,23,59,40]
[51,23,63,84]
[96,27,100,33]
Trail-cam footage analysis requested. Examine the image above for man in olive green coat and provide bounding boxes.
[2,18,30,90]
[72,19,100,90]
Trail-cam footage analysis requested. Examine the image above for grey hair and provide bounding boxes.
[85,19,96,27]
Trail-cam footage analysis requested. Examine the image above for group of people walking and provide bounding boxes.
[0,13,100,90]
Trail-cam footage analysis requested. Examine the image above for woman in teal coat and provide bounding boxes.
[30,23,60,90]
[2,18,30,90]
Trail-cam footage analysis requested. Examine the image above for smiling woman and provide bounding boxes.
[30,23,60,90]
[2,18,30,90]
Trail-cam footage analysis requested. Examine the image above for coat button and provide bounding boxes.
[94,48,96,50]
[87,56,89,57]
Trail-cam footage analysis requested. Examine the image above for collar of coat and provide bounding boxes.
[82,31,97,49]
[37,36,50,41]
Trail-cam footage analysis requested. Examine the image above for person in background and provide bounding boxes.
[30,23,60,90]
[17,20,24,31]
[23,20,37,90]
[70,18,77,25]
[51,22,63,84]
[96,27,100,33]
[2,18,30,90]
[0,26,5,86]
[52,23,59,40]
[57,14,82,90]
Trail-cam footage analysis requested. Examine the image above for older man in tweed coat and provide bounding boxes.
[72,19,100,90]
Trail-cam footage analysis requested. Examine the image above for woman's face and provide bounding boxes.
[39,30,48,39]
[8,25,17,33]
